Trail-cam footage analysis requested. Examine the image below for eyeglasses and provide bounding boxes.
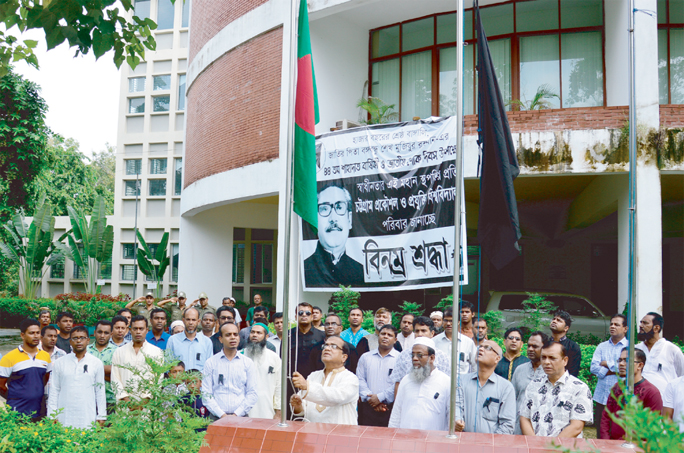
[71,337,89,342]
[617,358,644,364]
[324,322,339,327]
[411,352,429,359]
[479,345,501,356]
[321,343,343,350]
[219,316,234,322]
[318,201,349,217]
[298,311,312,316]
[506,336,522,341]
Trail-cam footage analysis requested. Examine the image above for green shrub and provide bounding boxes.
[521,293,557,335]
[361,310,375,332]
[480,310,505,338]
[329,286,360,330]
[0,296,128,326]
[0,409,100,452]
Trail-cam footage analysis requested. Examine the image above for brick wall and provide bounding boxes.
[660,105,684,128]
[189,0,270,61]
[184,27,283,188]
[463,106,630,135]
[462,105,684,135]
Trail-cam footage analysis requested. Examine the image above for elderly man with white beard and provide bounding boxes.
[389,337,451,431]
[242,323,281,419]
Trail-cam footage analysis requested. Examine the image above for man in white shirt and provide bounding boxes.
[290,335,359,425]
[222,297,242,325]
[636,312,684,396]
[433,308,477,374]
[202,322,258,418]
[389,337,450,431]
[47,326,106,428]
[111,316,164,402]
[663,375,684,433]
[397,313,415,351]
[243,323,281,419]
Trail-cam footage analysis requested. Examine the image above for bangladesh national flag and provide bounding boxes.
[293,0,320,231]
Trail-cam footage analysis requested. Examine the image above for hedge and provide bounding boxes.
[0,296,129,327]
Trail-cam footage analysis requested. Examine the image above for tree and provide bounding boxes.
[0,0,164,78]
[91,143,116,214]
[57,195,114,294]
[0,67,51,222]
[136,231,170,298]
[0,197,63,298]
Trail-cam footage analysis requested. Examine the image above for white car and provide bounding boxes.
[485,291,609,339]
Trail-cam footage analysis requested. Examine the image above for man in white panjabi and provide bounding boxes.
[389,337,451,431]
[290,335,359,425]
[243,322,282,419]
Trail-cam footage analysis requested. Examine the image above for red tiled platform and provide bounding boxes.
[199,418,638,453]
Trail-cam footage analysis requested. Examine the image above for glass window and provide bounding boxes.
[150,158,168,174]
[439,45,475,116]
[125,180,141,196]
[401,50,432,120]
[73,262,83,280]
[490,39,512,108]
[125,159,142,175]
[437,11,473,44]
[171,244,179,281]
[121,265,137,281]
[403,18,434,52]
[99,255,112,280]
[123,243,136,259]
[135,0,150,20]
[672,0,684,23]
[50,262,65,279]
[520,34,561,109]
[671,29,684,103]
[149,179,167,196]
[561,0,603,28]
[233,243,245,283]
[178,74,186,110]
[251,243,273,284]
[182,0,190,27]
[659,29,670,104]
[174,158,182,195]
[517,0,558,32]
[371,26,400,58]
[153,95,170,112]
[371,59,400,114]
[153,74,171,91]
[157,0,175,30]
[129,98,145,114]
[561,32,604,108]
[129,77,146,92]
[659,0,667,24]
[479,3,513,36]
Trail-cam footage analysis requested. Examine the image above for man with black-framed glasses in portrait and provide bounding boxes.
[303,184,364,287]
[285,302,326,419]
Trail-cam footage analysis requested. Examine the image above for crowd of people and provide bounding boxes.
[1,292,683,440]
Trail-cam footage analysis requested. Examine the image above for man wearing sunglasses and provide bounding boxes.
[286,303,325,418]
[290,335,359,425]
[494,327,529,381]
[303,184,364,288]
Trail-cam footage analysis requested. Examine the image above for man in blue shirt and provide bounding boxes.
[167,307,213,371]
[340,308,368,347]
[146,308,171,350]
[357,324,399,426]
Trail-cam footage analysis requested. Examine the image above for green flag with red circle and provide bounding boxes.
[293,0,319,231]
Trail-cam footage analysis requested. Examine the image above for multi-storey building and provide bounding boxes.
[37,0,190,299]
[178,0,684,333]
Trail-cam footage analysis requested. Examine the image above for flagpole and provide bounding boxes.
[448,0,465,439]
[278,0,300,428]
[626,0,637,397]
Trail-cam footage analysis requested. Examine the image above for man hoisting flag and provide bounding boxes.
[475,0,521,270]
[293,0,320,231]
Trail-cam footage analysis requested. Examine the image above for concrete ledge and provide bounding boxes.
[200,417,635,453]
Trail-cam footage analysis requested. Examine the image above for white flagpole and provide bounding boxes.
[448,0,465,439]
[278,0,300,428]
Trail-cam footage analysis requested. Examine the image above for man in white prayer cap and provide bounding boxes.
[430,311,444,331]
[389,336,451,431]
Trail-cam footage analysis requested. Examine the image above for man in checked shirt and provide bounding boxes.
[202,322,258,419]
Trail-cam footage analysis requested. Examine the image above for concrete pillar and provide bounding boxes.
[634,0,663,318]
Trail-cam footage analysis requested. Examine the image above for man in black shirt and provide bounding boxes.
[210,306,236,354]
[550,310,581,377]
[286,302,325,418]
[55,312,74,354]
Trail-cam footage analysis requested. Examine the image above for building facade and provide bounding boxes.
[179,0,684,334]
[35,0,189,299]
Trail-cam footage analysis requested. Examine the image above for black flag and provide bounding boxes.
[475,0,521,270]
